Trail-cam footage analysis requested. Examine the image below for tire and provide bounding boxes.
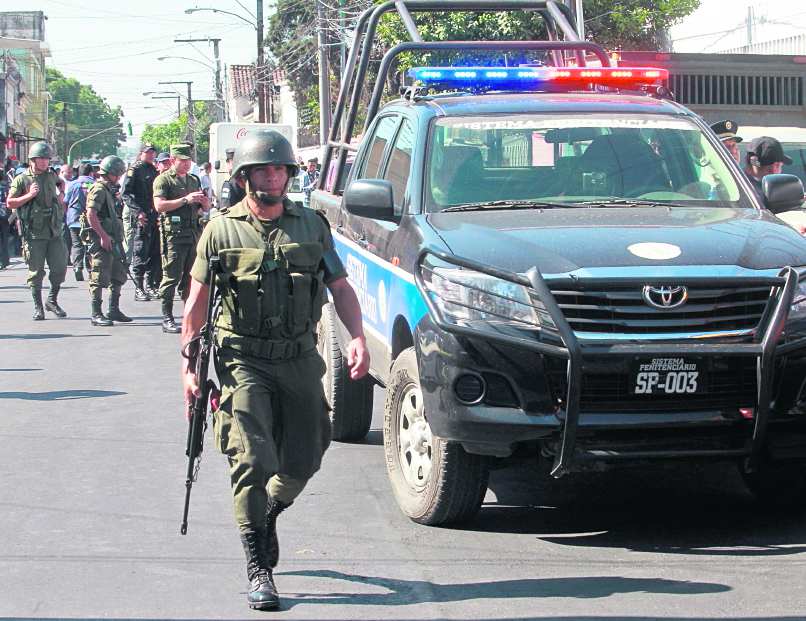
[383,347,490,525]
[317,301,374,442]
[740,454,806,508]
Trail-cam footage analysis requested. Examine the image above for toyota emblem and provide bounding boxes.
[642,285,688,309]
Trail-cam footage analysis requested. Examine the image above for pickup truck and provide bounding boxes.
[312,0,806,525]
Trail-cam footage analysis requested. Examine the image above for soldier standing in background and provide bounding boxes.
[7,142,69,320]
[121,142,160,301]
[82,156,133,327]
[219,147,246,208]
[153,144,209,333]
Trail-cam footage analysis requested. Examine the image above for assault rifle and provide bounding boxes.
[180,256,220,535]
[86,236,136,285]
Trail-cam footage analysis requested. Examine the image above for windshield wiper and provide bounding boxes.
[440,200,573,212]
[573,198,673,208]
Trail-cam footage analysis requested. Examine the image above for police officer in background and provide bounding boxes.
[219,147,246,208]
[181,130,369,610]
[7,142,69,320]
[155,152,171,174]
[121,141,160,301]
[82,156,132,326]
[710,119,743,164]
[153,144,209,333]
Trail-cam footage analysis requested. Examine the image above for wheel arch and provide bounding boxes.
[391,314,414,365]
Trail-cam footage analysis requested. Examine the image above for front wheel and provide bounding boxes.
[740,454,806,507]
[383,347,490,525]
[317,302,374,442]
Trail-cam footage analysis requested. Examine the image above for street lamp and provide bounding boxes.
[184,7,256,29]
[184,4,268,123]
[173,37,225,123]
[160,80,195,160]
[152,95,182,117]
[157,56,213,69]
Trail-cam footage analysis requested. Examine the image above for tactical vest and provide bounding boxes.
[17,169,62,237]
[79,180,121,243]
[212,205,325,344]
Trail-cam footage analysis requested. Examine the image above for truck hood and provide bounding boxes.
[426,207,806,275]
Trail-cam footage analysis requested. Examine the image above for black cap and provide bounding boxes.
[747,136,793,166]
[155,152,170,163]
[225,147,236,160]
[710,119,743,143]
[139,142,157,153]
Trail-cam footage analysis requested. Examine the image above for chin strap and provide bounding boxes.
[245,177,287,206]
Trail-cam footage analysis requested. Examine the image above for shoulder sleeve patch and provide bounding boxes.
[127,169,134,177]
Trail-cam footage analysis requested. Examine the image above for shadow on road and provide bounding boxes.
[0,389,126,400]
[451,462,806,557]
[0,333,110,340]
[278,569,729,608]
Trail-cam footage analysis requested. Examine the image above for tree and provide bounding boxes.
[140,102,214,163]
[46,68,126,165]
[265,0,701,121]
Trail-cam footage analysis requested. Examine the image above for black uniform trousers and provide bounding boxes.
[130,218,162,289]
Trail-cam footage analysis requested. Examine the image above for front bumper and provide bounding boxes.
[414,248,806,476]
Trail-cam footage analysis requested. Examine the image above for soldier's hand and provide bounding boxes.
[137,212,147,226]
[28,182,40,198]
[187,191,206,204]
[183,368,202,416]
[100,235,112,252]
[347,335,370,379]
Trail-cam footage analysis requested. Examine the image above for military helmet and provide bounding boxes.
[28,141,53,160]
[99,155,127,176]
[231,130,299,180]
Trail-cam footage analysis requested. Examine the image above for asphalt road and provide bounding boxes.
[3,257,806,621]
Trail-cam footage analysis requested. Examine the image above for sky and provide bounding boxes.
[667,0,806,52]
[24,0,270,149]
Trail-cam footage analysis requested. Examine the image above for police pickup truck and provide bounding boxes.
[312,0,806,525]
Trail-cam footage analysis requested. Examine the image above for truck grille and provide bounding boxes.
[544,357,758,413]
[549,285,770,335]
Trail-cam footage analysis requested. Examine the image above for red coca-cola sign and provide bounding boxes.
[235,128,252,139]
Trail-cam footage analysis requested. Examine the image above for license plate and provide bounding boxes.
[630,358,708,395]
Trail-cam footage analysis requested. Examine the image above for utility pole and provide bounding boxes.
[160,81,195,161]
[257,0,265,123]
[62,104,68,165]
[174,37,224,123]
[317,0,331,145]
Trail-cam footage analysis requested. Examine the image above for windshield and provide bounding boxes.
[425,114,756,212]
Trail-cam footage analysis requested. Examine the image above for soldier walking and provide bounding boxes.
[181,131,369,610]
[121,142,160,301]
[153,144,209,333]
[82,156,132,327]
[6,142,68,320]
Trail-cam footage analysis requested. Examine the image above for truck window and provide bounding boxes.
[425,114,756,211]
[359,115,399,180]
[382,118,414,209]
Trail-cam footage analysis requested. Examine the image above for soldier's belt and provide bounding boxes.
[216,330,316,361]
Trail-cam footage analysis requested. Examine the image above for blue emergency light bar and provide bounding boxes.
[408,66,668,90]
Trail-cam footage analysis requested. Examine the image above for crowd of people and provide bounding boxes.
[1,140,216,330]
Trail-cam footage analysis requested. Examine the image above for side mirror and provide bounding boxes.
[763,174,805,214]
[214,160,221,171]
[344,179,397,221]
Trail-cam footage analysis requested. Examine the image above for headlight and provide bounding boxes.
[789,276,806,322]
[428,267,555,329]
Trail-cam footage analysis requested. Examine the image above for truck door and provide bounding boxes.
[338,113,416,372]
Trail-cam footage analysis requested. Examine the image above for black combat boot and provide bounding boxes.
[45,285,67,318]
[90,299,113,327]
[146,283,159,299]
[266,497,292,568]
[134,278,150,301]
[107,287,133,323]
[240,529,280,610]
[161,300,181,333]
[74,267,84,282]
[31,288,45,321]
